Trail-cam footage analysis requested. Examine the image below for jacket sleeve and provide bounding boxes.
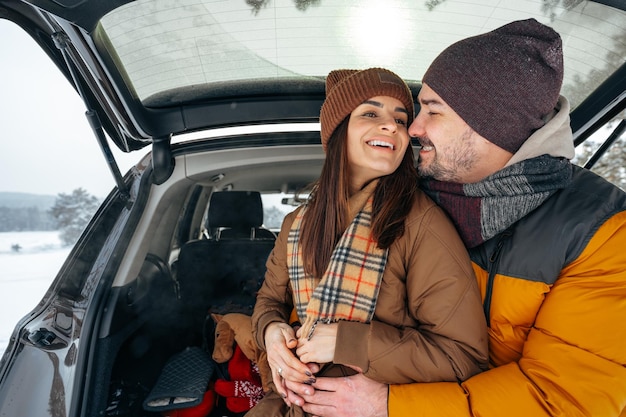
[388,210,626,417]
[251,209,298,351]
[334,200,489,384]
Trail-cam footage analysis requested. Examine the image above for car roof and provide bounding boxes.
[1,0,625,158]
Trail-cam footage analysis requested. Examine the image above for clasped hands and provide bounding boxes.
[264,322,387,417]
[264,321,338,404]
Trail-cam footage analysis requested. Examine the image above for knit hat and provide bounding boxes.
[422,18,563,153]
[320,68,414,151]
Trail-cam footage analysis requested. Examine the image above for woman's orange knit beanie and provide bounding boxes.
[320,68,414,152]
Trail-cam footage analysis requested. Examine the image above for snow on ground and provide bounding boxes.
[0,231,70,356]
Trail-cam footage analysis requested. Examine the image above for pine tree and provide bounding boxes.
[48,188,100,246]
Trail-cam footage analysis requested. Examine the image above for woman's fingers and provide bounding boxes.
[280,326,297,349]
[296,322,338,364]
[265,322,316,392]
[274,351,317,384]
[271,365,288,399]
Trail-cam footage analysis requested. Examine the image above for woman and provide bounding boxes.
[249,68,488,416]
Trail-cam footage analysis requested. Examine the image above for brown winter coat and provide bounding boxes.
[252,188,488,385]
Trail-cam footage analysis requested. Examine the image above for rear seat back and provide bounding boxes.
[175,191,276,337]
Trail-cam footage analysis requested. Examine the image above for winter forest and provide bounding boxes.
[1,188,100,247]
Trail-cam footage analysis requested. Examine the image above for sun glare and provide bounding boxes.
[348,1,409,64]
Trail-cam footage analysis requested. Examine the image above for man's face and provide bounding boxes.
[409,83,512,183]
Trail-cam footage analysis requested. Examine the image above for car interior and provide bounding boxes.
[92,138,326,416]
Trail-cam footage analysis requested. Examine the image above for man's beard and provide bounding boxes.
[417,128,477,183]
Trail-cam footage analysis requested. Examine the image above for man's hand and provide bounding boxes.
[286,373,388,417]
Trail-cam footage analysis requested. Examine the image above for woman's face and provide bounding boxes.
[346,95,410,192]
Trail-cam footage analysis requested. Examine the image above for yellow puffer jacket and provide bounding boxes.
[389,165,626,416]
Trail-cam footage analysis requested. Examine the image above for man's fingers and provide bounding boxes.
[310,375,341,392]
[285,378,314,397]
[284,387,303,407]
[300,384,340,416]
[284,379,314,407]
[301,401,335,417]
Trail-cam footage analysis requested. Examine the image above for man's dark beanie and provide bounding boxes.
[422,18,564,153]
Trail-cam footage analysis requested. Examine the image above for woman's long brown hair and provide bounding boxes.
[300,118,418,278]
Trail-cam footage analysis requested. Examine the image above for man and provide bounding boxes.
[284,18,626,416]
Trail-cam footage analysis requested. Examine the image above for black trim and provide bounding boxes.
[572,63,626,145]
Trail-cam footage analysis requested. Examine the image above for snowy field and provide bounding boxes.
[0,231,70,356]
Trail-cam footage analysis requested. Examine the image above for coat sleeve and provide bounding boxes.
[334,199,489,384]
[388,211,626,417]
[251,209,298,351]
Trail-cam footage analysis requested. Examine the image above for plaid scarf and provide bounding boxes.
[288,186,388,340]
[420,155,572,248]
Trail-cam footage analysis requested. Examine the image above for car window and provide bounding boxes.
[261,192,309,230]
[572,116,626,191]
[99,0,625,112]
[260,193,291,230]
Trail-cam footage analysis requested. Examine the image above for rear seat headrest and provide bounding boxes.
[207,191,263,229]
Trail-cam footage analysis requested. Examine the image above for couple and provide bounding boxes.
[252,18,626,417]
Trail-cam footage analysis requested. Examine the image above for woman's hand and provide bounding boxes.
[296,322,338,365]
[264,322,317,400]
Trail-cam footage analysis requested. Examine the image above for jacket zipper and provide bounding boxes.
[484,228,513,327]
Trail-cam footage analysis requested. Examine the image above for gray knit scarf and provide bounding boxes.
[420,155,572,248]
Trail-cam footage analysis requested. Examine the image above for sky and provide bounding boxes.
[0,21,141,199]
